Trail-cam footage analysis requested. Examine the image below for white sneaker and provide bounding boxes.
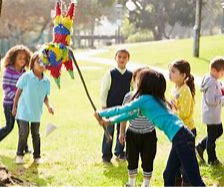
[16,156,24,164]
[34,158,43,164]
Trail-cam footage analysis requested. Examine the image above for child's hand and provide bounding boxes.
[94,112,102,122]
[12,107,17,117]
[100,118,111,126]
[119,132,125,145]
[48,107,54,115]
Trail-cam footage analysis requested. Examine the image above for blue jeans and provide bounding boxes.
[198,123,223,162]
[0,104,15,141]
[102,123,125,161]
[163,126,205,186]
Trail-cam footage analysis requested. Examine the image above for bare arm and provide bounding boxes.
[119,121,127,145]
[12,89,22,116]
[44,96,54,115]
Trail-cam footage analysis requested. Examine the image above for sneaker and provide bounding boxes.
[195,145,205,163]
[16,156,24,164]
[208,159,222,166]
[34,158,43,164]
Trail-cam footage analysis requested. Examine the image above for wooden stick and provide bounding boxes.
[69,50,112,142]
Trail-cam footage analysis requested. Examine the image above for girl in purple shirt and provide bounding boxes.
[0,45,31,144]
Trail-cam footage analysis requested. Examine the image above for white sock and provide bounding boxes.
[143,177,150,187]
[129,176,136,187]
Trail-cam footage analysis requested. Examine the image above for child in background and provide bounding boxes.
[95,69,205,186]
[100,48,132,163]
[12,51,54,164]
[169,59,196,186]
[120,67,157,187]
[0,45,32,148]
[196,57,224,166]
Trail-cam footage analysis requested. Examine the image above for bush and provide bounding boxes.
[126,30,153,43]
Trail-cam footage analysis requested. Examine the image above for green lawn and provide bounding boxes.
[0,35,224,186]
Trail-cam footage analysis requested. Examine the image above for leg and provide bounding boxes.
[115,123,125,158]
[126,130,139,187]
[102,124,114,161]
[163,145,181,186]
[17,120,29,156]
[207,125,217,162]
[17,120,30,154]
[0,104,15,141]
[175,127,205,186]
[140,131,157,187]
[31,122,41,159]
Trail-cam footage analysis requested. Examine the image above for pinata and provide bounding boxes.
[39,0,112,142]
[39,0,75,89]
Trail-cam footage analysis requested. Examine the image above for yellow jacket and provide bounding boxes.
[171,84,195,130]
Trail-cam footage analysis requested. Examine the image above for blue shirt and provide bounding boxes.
[99,95,183,142]
[16,70,50,122]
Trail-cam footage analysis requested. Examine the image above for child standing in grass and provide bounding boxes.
[196,57,224,166]
[12,51,54,164]
[0,45,31,147]
[95,69,205,186]
[119,67,157,187]
[100,48,132,163]
[169,59,196,186]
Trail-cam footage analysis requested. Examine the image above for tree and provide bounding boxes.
[0,0,2,16]
[122,0,196,40]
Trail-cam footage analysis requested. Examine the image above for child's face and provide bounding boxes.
[34,57,46,73]
[169,66,185,84]
[115,51,129,70]
[15,51,27,68]
[211,68,224,79]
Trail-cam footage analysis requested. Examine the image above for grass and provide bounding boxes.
[0,35,224,186]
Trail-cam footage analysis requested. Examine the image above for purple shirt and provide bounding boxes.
[2,66,25,105]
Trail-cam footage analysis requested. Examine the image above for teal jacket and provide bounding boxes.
[99,95,183,142]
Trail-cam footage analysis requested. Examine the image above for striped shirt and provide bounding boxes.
[2,66,25,105]
[122,91,155,134]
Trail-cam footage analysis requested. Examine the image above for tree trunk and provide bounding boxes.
[0,0,2,17]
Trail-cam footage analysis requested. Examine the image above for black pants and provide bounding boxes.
[17,120,41,159]
[197,123,223,162]
[126,129,157,176]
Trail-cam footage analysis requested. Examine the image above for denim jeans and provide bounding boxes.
[17,120,40,159]
[198,123,223,162]
[102,123,125,161]
[163,126,205,186]
[0,104,15,141]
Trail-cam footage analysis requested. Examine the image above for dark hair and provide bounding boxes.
[131,69,170,108]
[210,57,224,71]
[4,45,32,68]
[171,59,195,99]
[115,48,130,59]
[132,66,150,82]
[30,51,40,70]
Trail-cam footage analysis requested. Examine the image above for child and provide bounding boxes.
[12,51,54,164]
[0,45,32,145]
[100,48,132,163]
[94,69,205,186]
[169,59,196,186]
[120,67,157,187]
[196,57,224,166]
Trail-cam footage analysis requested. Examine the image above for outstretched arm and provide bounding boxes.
[98,97,143,118]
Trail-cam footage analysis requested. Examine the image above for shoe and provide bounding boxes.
[102,158,111,164]
[16,156,24,164]
[208,159,222,166]
[34,158,43,164]
[195,145,205,163]
[116,155,126,161]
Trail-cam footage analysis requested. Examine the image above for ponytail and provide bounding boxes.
[186,74,195,99]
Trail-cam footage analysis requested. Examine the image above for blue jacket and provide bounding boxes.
[99,95,183,142]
